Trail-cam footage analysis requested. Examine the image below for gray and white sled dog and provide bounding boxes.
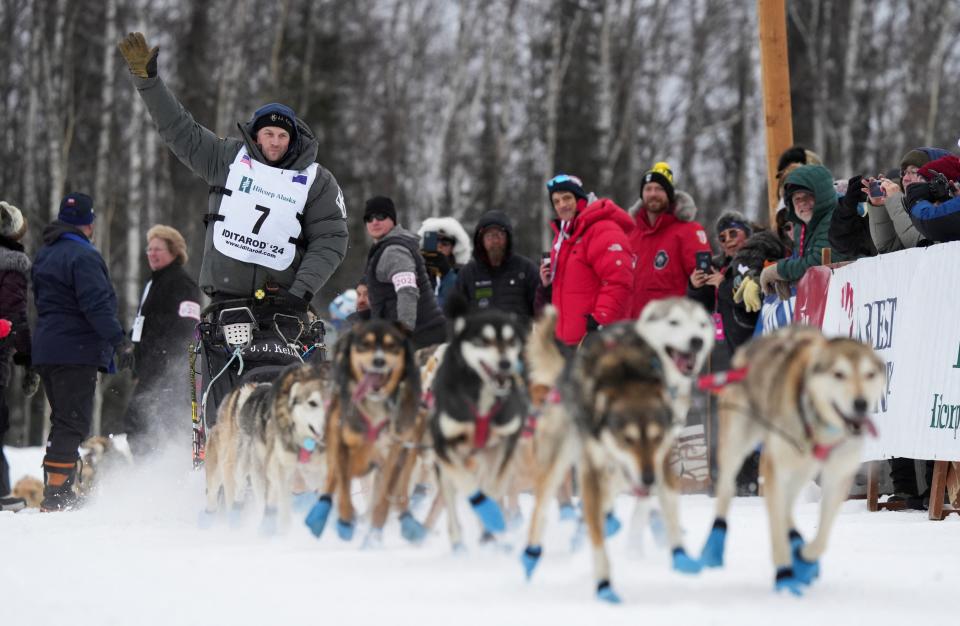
[201,361,331,533]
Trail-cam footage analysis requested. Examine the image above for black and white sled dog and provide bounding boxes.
[201,361,331,534]
[429,300,528,550]
[521,297,714,603]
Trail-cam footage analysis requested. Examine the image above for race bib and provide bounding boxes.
[131,315,145,343]
[212,149,319,271]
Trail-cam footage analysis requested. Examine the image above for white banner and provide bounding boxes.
[821,242,960,461]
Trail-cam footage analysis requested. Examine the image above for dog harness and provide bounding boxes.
[351,375,392,443]
[697,367,748,392]
[471,399,505,448]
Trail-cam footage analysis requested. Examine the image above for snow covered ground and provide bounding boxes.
[2,444,957,626]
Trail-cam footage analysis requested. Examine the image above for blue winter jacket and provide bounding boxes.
[32,222,125,370]
[909,195,960,243]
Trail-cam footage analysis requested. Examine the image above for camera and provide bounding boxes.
[868,179,885,198]
[695,251,712,273]
[927,172,953,203]
[541,251,551,268]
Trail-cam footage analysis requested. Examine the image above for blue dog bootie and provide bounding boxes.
[400,511,427,544]
[521,545,542,579]
[596,580,622,604]
[336,518,355,541]
[304,494,332,538]
[604,511,622,538]
[672,547,702,574]
[468,490,505,533]
[792,543,820,585]
[774,567,805,597]
[699,518,727,568]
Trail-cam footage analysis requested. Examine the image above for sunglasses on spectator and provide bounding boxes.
[364,213,390,223]
[717,228,745,244]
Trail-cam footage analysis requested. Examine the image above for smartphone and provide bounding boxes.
[868,179,885,198]
[422,231,438,252]
[541,251,551,268]
[695,251,712,273]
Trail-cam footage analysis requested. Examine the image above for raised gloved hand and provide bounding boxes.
[759,263,785,297]
[114,338,136,372]
[841,175,866,211]
[905,182,934,211]
[733,275,762,313]
[21,368,40,397]
[118,32,159,79]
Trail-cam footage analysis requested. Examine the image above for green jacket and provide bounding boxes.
[132,75,348,302]
[776,164,850,282]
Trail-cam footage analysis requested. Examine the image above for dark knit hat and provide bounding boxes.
[58,193,95,226]
[899,147,950,173]
[364,196,397,224]
[641,161,676,204]
[251,102,298,141]
[918,155,960,183]
[715,210,752,237]
[546,174,587,201]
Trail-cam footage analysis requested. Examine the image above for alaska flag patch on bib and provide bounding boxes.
[213,148,319,271]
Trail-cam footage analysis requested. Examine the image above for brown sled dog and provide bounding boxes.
[698,326,886,595]
[521,309,695,603]
[304,319,425,546]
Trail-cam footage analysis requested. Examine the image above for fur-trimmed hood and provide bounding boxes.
[627,190,698,223]
[416,217,472,266]
[0,241,30,274]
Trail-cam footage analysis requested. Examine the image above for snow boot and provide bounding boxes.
[39,458,78,512]
[0,495,26,512]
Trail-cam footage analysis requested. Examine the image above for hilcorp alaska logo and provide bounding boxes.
[931,343,960,440]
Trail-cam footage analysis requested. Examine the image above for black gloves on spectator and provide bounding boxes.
[585,314,601,332]
[905,182,934,210]
[841,175,866,211]
[114,338,136,372]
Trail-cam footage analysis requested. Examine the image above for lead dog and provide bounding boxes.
[521,309,707,603]
[698,326,886,595]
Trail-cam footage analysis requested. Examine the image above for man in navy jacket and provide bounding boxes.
[32,193,134,511]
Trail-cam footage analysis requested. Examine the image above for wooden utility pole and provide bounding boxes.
[757,0,794,226]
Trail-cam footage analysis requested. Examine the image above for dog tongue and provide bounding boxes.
[863,417,878,438]
[673,352,694,374]
[362,371,385,391]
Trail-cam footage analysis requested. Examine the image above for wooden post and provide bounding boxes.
[757,0,794,226]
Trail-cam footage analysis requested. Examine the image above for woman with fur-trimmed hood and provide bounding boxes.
[0,201,39,511]
[416,217,472,309]
[628,162,712,317]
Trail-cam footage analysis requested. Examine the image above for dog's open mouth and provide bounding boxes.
[833,403,878,437]
[666,347,698,376]
[480,361,513,394]
[360,368,391,393]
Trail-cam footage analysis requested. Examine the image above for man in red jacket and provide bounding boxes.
[538,174,635,346]
[628,162,711,317]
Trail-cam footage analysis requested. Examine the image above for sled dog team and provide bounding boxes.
[201,296,886,603]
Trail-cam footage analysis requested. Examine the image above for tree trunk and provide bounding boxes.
[93,0,118,255]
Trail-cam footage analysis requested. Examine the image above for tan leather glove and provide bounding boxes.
[733,276,762,313]
[118,32,159,78]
